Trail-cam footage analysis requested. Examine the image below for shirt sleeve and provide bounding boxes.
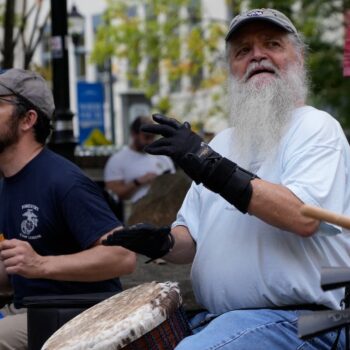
[172,182,202,241]
[162,156,176,174]
[104,153,124,182]
[282,111,347,235]
[62,177,122,248]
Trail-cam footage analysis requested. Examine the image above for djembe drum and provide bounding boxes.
[42,281,192,350]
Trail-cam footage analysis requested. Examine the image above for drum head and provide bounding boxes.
[42,281,184,350]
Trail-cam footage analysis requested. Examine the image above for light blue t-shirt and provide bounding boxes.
[174,106,350,314]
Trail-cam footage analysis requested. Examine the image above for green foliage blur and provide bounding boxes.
[91,0,227,116]
[92,0,350,127]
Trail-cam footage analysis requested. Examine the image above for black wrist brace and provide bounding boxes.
[181,143,257,213]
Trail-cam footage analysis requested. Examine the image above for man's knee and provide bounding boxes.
[0,313,27,350]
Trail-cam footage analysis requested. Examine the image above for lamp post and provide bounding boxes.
[105,57,116,144]
[68,5,84,48]
[68,4,85,103]
[49,0,76,162]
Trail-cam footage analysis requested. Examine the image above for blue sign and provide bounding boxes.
[77,82,105,144]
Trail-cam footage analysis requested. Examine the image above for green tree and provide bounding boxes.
[91,0,227,119]
[1,0,49,69]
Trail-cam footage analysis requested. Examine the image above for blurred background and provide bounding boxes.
[0,0,349,160]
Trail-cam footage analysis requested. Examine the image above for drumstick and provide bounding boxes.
[300,205,350,230]
[0,233,4,242]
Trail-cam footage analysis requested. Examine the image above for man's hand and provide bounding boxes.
[0,239,46,278]
[102,223,174,261]
[141,113,257,213]
[141,113,212,184]
[141,114,202,162]
[137,172,158,185]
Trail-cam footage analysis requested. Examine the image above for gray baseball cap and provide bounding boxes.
[0,68,55,119]
[225,8,299,42]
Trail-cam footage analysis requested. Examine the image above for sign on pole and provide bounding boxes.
[77,82,105,144]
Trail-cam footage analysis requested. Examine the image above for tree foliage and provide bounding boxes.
[0,0,49,69]
[91,0,227,116]
[92,0,350,127]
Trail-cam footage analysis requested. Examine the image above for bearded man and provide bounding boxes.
[104,8,350,350]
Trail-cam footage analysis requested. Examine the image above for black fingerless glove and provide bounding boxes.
[102,223,174,262]
[141,114,258,213]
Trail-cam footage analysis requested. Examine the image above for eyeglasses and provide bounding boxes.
[0,96,22,106]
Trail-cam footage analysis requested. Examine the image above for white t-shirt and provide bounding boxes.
[104,146,175,203]
[174,106,350,314]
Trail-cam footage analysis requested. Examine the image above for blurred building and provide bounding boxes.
[3,0,230,149]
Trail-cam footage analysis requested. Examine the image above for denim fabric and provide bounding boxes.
[175,309,345,350]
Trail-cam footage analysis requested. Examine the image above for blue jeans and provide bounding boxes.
[175,309,345,350]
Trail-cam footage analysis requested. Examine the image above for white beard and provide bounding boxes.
[228,60,308,169]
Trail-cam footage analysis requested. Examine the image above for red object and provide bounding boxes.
[343,10,350,77]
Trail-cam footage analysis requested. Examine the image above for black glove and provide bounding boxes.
[102,223,174,262]
[142,113,202,162]
[141,114,258,213]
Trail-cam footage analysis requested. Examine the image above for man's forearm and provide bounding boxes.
[248,179,319,236]
[106,180,139,200]
[163,225,196,264]
[40,245,136,282]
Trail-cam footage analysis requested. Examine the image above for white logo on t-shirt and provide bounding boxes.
[20,204,41,239]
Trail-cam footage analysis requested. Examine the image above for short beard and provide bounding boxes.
[0,114,20,154]
[228,61,308,169]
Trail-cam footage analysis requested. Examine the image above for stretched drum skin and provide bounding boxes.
[42,281,192,350]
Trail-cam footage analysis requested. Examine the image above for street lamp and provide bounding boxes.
[68,4,85,82]
[68,5,84,47]
[49,0,77,162]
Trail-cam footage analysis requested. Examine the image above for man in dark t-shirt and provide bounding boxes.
[0,68,136,349]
